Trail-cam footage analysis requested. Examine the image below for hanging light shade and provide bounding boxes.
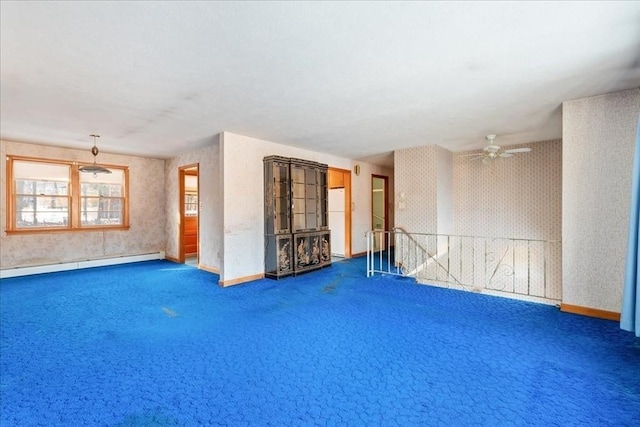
[79,134,112,176]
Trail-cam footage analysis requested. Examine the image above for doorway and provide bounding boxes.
[179,164,199,265]
[371,175,388,251]
[328,168,352,259]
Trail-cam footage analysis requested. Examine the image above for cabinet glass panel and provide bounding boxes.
[291,167,304,183]
[305,198,316,213]
[318,198,327,227]
[275,197,289,232]
[305,168,316,184]
[275,182,287,199]
[306,213,317,229]
[293,214,305,231]
[274,165,288,182]
[305,184,316,200]
[277,213,288,231]
[292,183,305,198]
[292,198,305,214]
[275,197,288,213]
[319,171,327,187]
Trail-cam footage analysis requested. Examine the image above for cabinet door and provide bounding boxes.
[273,163,290,233]
[291,164,306,232]
[305,168,317,230]
[318,168,328,229]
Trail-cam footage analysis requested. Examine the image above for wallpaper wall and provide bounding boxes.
[395,139,562,240]
[454,139,563,301]
[394,138,563,301]
[394,146,439,234]
[436,146,453,235]
[454,139,562,240]
[164,137,221,272]
[562,88,640,313]
[0,140,166,269]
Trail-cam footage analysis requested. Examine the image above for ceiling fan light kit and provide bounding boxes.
[465,134,532,163]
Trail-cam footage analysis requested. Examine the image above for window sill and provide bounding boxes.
[5,226,131,235]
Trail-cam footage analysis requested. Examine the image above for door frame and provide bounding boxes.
[179,163,199,264]
[371,174,389,249]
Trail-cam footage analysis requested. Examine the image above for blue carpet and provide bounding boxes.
[1,258,639,426]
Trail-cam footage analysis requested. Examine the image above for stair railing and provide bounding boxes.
[365,229,561,303]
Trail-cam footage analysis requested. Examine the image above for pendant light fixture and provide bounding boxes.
[79,134,112,177]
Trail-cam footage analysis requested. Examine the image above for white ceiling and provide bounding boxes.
[2,2,639,167]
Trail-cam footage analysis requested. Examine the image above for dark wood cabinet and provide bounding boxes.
[264,156,331,279]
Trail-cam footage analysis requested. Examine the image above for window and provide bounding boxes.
[185,193,198,217]
[6,156,129,233]
[80,170,126,226]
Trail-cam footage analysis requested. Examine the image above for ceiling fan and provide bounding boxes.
[464,134,532,164]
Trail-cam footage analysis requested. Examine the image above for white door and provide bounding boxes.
[328,188,345,257]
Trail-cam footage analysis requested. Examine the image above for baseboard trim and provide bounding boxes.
[219,273,264,287]
[163,257,219,275]
[0,251,166,279]
[560,303,621,321]
[199,264,220,274]
[351,251,367,258]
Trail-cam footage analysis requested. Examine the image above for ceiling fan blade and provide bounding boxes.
[503,147,531,154]
[499,153,514,158]
[470,155,485,161]
[459,152,484,157]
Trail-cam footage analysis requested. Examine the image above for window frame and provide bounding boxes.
[6,155,130,234]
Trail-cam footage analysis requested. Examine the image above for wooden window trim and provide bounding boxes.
[5,155,130,234]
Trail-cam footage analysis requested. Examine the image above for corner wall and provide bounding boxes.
[562,88,640,313]
[219,132,392,285]
[395,139,563,301]
[394,146,439,234]
[164,136,222,273]
[0,140,166,269]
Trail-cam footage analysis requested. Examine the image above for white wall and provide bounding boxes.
[0,140,166,269]
[164,136,222,272]
[220,132,392,284]
[562,88,640,313]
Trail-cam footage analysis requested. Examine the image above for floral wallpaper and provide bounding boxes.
[453,139,563,300]
[562,88,640,312]
[453,139,562,241]
[0,140,166,269]
[394,138,563,301]
[394,146,439,234]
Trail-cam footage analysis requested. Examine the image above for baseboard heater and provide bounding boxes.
[0,251,166,279]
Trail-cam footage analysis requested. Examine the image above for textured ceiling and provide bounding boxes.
[1,2,639,167]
